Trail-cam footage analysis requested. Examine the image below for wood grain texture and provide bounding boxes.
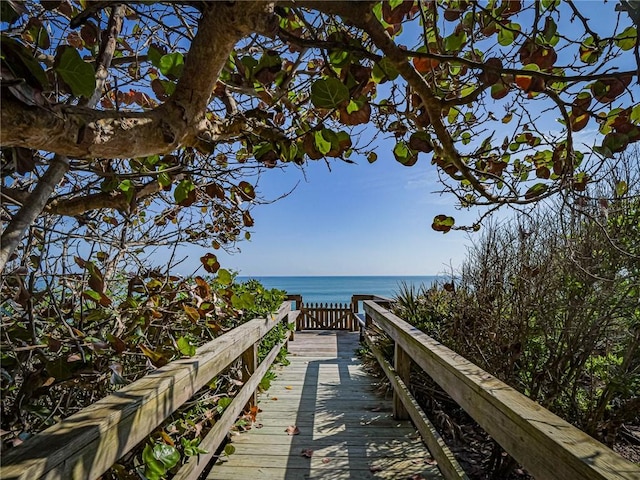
[206,331,443,480]
[174,336,290,480]
[364,301,640,480]
[365,333,469,480]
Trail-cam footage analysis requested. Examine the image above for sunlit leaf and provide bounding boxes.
[614,26,636,51]
[524,183,549,200]
[432,215,455,233]
[393,141,418,166]
[54,46,95,97]
[310,78,349,109]
[314,130,332,155]
[139,344,168,367]
[579,36,601,64]
[177,336,196,357]
[183,305,200,323]
[444,31,466,52]
[159,52,184,78]
[237,181,256,201]
[615,180,628,197]
[174,179,196,205]
[498,24,519,46]
[153,443,180,469]
[372,57,399,83]
[143,444,166,480]
[217,268,232,285]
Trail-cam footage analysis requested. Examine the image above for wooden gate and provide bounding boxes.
[298,302,357,331]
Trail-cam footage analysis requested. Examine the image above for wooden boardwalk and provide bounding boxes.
[207,331,443,480]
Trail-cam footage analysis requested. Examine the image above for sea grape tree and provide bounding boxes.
[1,0,639,271]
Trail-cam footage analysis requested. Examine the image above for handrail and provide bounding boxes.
[363,300,640,480]
[0,302,297,480]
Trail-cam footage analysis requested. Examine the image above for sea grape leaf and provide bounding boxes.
[177,336,196,357]
[153,443,180,469]
[525,183,548,200]
[159,52,184,78]
[432,214,455,233]
[310,78,349,109]
[393,141,418,166]
[54,46,95,97]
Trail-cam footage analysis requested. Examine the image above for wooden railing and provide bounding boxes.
[0,302,298,480]
[362,299,640,480]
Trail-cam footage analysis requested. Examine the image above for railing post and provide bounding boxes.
[351,298,358,333]
[242,343,258,409]
[287,311,295,343]
[393,342,411,420]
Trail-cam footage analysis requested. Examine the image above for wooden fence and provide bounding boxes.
[0,303,298,480]
[298,302,356,330]
[362,299,640,480]
[286,294,392,332]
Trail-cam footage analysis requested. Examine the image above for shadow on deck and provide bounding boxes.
[206,330,442,479]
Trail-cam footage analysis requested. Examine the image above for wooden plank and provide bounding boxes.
[364,301,640,480]
[211,454,436,470]
[211,464,439,480]
[0,303,291,480]
[224,433,424,447]
[225,434,426,453]
[207,331,443,480]
[365,332,469,480]
[174,336,289,480]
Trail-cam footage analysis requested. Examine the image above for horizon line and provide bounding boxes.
[235,274,445,277]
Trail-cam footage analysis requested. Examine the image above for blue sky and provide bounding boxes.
[176,146,481,276]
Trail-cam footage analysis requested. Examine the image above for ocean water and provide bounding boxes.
[237,276,441,305]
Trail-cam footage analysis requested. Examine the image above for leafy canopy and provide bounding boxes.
[1,0,639,257]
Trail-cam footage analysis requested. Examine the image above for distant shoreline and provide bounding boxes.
[237,275,442,304]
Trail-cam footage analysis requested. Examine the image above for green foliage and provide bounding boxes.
[393,163,640,444]
[54,45,96,97]
[310,77,349,109]
[0,265,286,475]
[2,0,639,257]
[143,442,180,480]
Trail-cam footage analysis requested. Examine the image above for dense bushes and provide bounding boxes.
[0,263,286,475]
[394,189,639,447]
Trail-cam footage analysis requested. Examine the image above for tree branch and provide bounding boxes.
[0,2,278,160]
[0,5,128,273]
[333,3,498,203]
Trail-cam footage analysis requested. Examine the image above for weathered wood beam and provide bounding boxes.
[363,301,640,480]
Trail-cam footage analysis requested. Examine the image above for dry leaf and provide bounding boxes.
[301,449,313,458]
[322,457,331,464]
[425,457,438,465]
[285,386,293,390]
[271,396,278,401]
[285,425,300,435]
[160,431,175,446]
